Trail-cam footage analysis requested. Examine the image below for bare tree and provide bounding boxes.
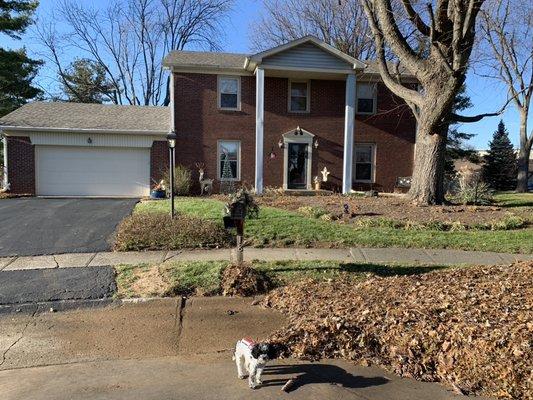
[479,0,532,193]
[251,0,376,59]
[37,0,233,106]
[358,0,506,205]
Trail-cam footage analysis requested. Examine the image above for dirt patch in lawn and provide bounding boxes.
[262,261,533,399]
[257,194,532,226]
[130,265,168,297]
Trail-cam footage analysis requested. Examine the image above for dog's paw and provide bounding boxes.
[238,374,247,380]
[249,384,258,390]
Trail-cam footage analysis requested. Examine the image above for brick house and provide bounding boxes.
[0,36,416,197]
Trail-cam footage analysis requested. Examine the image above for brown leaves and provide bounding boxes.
[221,264,272,297]
[263,262,533,399]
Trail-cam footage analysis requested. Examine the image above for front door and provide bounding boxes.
[287,143,309,189]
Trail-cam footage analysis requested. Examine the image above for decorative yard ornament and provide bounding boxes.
[314,176,321,191]
[321,167,330,182]
[195,162,213,196]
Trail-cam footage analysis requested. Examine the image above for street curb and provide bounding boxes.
[0,298,118,316]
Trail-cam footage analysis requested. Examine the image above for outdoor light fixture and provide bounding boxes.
[296,126,302,135]
[314,138,319,149]
[167,130,177,219]
[166,130,177,148]
[87,138,92,144]
[278,138,284,148]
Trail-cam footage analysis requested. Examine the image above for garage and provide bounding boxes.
[36,146,150,197]
[0,102,170,197]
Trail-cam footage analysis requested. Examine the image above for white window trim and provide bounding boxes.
[288,80,310,113]
[356,83,377,115]
[217,140,241,181]
[353,143,376,183]
[217,75,241,111]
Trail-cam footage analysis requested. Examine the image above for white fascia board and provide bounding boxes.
[0,126,168,136]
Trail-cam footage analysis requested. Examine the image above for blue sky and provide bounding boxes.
[4,0,527,150]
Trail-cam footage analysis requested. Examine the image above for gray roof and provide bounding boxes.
[163,50,247,69]
[0,102,170,132]
[163,50,414,78]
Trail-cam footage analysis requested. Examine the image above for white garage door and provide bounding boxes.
[36,146,150,197]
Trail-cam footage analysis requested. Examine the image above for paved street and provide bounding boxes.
[0,298,488,400]
[0,198,138,257]
[0,267,116,311]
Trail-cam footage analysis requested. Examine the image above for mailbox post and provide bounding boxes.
[224,202,246,265]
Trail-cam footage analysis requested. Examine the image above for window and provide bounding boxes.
[354,144,375,182]
[218,76,240,110]
[356,83,376,114]
[218,140,240,180]
[289,81,310,112]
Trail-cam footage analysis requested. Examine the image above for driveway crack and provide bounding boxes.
[0,308,37,367]
[52,255,59,268]
[175,296,187,350]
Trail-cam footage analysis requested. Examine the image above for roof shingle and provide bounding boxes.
[0,102,170,132]
[163,50,248,69]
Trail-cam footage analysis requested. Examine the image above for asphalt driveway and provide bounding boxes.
[0,198,138,257]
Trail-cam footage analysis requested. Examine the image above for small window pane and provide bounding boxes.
[291,82,307,97]
[221,93,238,109]
[220,78,238,94]
[355,146,372,163]
[357,83,374,98]
[291,97,307,112]
[357,98,374,113]
[355,163,372,181]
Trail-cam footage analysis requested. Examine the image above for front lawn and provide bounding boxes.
[115,260,448,298]
[133,197,533,253]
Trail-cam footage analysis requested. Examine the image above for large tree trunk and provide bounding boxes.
[408,123,447,205]
[516,143,531,193]
[516,110,531,193]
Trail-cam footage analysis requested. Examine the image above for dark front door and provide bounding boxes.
[287,143,308,189]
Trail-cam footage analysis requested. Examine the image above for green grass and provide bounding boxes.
[114,260,450,298]
[135,197,533,254]
[493,192,533,208]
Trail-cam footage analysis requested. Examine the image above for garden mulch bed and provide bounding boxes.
[261,262,533,399]
[257,194,532,225]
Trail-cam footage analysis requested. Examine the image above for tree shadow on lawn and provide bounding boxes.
[268,263,447,277]
[260,363,389,392]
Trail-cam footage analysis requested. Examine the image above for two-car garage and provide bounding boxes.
[1,102,170,197]
[35,146,151,197]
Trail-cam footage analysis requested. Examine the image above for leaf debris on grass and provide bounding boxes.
[262,262,533,399]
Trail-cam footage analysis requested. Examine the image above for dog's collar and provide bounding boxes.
[241,337,256,348]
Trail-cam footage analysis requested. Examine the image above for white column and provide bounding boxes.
[342,73,356,194]
[169,71,175,129]
[255,67,265,195]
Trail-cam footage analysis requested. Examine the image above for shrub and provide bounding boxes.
[297,206,328,219]
[163,165,192,196]
[451,168,493,205]
[114,212,233,251]
[490,214,526,231]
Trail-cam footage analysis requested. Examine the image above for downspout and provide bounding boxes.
[0,129,8,191]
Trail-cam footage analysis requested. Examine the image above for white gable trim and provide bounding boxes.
[245,36,366,71]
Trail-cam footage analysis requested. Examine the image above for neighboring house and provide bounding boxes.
[0,36,416,197]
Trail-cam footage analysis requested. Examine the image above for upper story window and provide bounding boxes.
[289,80,310,113]
[218,76,241,111]
[356,83,376,114]
[218,140,241,181]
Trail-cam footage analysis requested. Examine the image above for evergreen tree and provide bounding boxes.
[0,0,43,117]
[444,86,476,178]
[61,59,114,103]
[482,120,518,190]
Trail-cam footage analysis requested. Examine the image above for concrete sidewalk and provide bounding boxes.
[1,247,531,271]
[0,298,490,400]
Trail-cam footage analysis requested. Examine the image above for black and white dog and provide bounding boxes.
[233,338,278,389]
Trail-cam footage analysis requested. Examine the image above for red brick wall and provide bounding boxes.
[150,140,169,188]
[6,136,35,195]
[173,73,416,192]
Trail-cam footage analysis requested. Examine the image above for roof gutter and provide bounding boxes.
[0,126,168,136]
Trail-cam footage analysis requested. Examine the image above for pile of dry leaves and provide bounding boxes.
[221,264,272,297]
[262,262,532,399]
